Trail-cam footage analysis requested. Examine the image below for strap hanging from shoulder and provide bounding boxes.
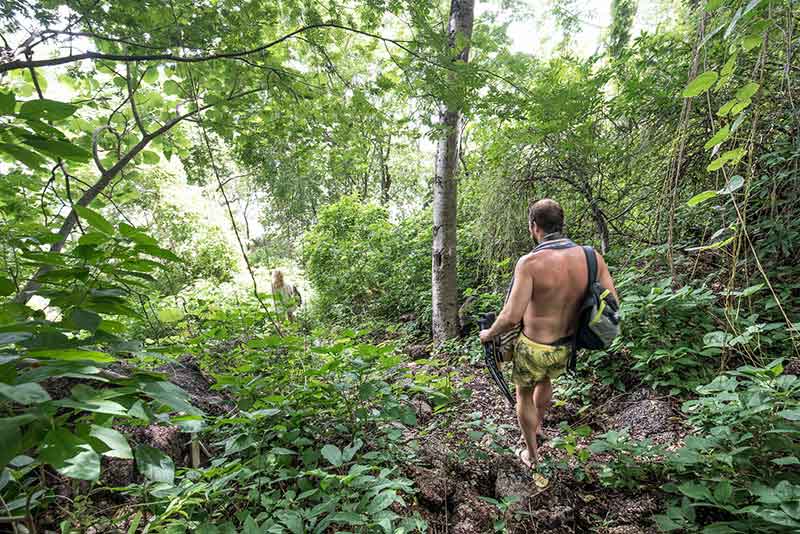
[582,246,597,286]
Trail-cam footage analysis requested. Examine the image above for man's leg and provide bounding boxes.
[516,384,539,466]
[533,378,553,438]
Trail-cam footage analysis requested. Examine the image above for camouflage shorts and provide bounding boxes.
[511,334,570,387]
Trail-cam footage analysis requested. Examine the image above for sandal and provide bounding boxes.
[515,448,550,490]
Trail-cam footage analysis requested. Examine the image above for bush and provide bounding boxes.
[656,360,800,532]
[303,197,490,331]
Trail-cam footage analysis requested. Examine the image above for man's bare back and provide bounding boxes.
[519,246,617,344]
[485,242,618,344]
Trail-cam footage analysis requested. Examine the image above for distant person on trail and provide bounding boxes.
[271,269,302,321]
[478,199,618,472]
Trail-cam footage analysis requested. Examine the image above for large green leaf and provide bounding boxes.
[136,244,182,263]
[20,135,90,162]
[368,490,398,513]
[0,382,51,404]
[682,71,719,98]
[140,381,200,414]
[56,398,128,415]
[704,125,730,150]
[321,444,343,467]
[89,425,133,459]
[0,277,15,296]
[718,175,744,195]
[735,82,760,102]
[18,99,78,121]
[28,348,115,363]
[40,428,101,481]
[778,409,800,421]
[63,308,102,333]
[135,445,175,485]
[0,91,15,115]
[688,190,718,207]
[0,143,47,169]
[678,481,714,501]
[74,205,115,235]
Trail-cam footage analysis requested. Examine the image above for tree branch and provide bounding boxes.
[15,86,267,303]
[2,23,426,74]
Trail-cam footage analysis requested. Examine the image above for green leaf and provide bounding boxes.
[704,125,730,150]
[682,71,719,98]
[40,428,101,481]
[704,0,724,11]
[143,68,159,84]
[19,99,78,121]
[707,157,727,172]
[0,143,48,169]
[157,307,185,323]
[678,481,713,501]
[368,490,397,513]
[74,205,114,235]
[64,308,102,332]
[140,381,200,414]
[718,100,736,117]
[163,80,182,96]
[718,175,744,194]
[321,444,343,467]
[276,510,304,534]
[772,456,800,466]
[343,438,363,462]
[688,190,718,207]
[28,348,115,363]
[778,409,800,421]
[140,150,160,164]
[0,382,51,404]
[330,511,364,525]
[742,35,762,51]
[56,398,128,415]
[731,99,752,115]
[0,277,15,296]
[713,480,732,503]
[735,82,760,101]
[20,136,90,162]
[127,512,143,534]
[0,91,15,115]
[135,445,175,485]
[90,425,133,459]
[136,244,182,263]
[78,232,111,246]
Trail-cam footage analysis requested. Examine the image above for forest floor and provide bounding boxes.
[396,353,690,534]
[42,343,692,533]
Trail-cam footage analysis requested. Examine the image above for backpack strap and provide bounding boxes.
[582,246,598,286]
[568,246,598,375]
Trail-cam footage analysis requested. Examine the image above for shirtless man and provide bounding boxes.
[479,199,618,469]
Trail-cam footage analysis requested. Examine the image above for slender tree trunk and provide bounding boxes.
[432,0,475,344]
[379,134,392,205]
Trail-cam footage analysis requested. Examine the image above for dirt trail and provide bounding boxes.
[398,358,687,533]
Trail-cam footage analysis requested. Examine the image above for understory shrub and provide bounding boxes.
[656,360,800,532]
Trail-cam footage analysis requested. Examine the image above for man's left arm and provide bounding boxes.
[479,257,533,343]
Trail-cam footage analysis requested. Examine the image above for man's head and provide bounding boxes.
[528,199,564,243]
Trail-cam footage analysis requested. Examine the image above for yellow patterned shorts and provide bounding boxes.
[512,334,571,387]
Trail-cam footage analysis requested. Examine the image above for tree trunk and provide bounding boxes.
[379,135,392,205]
[432,0,475,344]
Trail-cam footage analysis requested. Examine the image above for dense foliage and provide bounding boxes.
[2,0,799,532]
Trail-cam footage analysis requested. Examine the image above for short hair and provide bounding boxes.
[529,199,564,234]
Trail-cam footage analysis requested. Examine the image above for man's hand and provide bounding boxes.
[479,329,494,344]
